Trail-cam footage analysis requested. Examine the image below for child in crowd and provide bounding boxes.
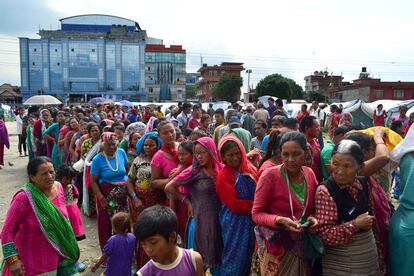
[56,164,87,272]
[135,205,204,276]
[92,212,136,275]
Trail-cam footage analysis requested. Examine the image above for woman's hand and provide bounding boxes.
[133,198,143,209]
[98,196,108,209]
[354,212,374,231]
[307,216,319,234]
[275,216,302,233]
[10,260,25,276]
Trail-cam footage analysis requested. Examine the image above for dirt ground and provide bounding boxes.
[0,122,102,275]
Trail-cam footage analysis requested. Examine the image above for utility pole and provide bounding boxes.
[245,69,252,102]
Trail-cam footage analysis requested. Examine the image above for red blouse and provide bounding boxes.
[314,181,362,246]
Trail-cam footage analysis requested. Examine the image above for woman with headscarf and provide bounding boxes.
[216,134,257,275]
[165,137,223,274]
[43,111,66,169]
[90,132,129,250]
[33,109,51,157]
[389,126,414,276]
[118,122,146,158]
[127,132,163,269]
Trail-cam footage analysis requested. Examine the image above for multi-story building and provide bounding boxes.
[304,70,344,95]
[196,62,244,102]
[19,14,163,103]
[144,44,186,102]
[328,67,414,101]
[185,72,200,100]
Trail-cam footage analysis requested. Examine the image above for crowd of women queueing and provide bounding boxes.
[1,98,414,276]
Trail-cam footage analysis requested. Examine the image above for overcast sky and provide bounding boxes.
[1,0,414,92]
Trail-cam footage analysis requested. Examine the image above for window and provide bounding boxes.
[394,89,404,99]
[32,62,35,66]
[55,49,58,52]
[91,49,95,52]
[57,62,60,66]
[375,90,383,98]
[71,48,74,52]
[149,87,153,93]
[34,48,37,52]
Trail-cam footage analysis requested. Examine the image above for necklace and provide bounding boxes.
[103,151,119,172]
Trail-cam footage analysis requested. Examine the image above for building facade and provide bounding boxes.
[196,62,244,102]
[304,70,344,94]
[328,67,414,101]
[144,44,186,102]
[19,14,164,103]
[0,83,21,104]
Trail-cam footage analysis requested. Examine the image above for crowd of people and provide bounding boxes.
[0,97,414,276]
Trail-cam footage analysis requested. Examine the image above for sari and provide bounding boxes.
[1,183,79,276]
[43,123,64,169]
[217,135,257,275]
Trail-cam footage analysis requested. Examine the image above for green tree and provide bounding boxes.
[306,90,326,103]
[185,85,197,99]
[212,73,243,102]
[256,73,304,100]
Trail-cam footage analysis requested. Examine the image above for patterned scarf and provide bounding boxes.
[24,183,80,274]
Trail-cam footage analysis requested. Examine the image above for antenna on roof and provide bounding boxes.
[200,54,203,67]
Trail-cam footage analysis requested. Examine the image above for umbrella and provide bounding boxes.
[88,97,106,105]
[102,99,114,104]
[119,100,133,107]
[23,95,62,106]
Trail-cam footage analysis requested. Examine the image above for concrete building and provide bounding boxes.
[185,72,199,100]
[19,14,163,103]
[0,84,21,104]
[304,70,344,95]
[196,62,244,102]
[144,44,186,102]
[328,67,414,101]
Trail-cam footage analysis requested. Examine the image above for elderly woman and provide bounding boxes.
[252,131,318,276]
[33,109,52,157]
[315,139,380,275]
[90,132,129,249]
[1,157,79,275]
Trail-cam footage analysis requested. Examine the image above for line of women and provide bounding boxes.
[2,105,414,276]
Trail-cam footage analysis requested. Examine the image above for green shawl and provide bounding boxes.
[24,183,80,275]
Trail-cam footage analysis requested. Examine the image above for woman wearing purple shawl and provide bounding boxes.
[0,117,10,169]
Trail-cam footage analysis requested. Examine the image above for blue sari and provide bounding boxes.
[389,153,414,276]
[219,173,256,276]
[43,123,63,169]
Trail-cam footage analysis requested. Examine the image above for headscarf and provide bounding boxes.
[340,112,352,127]
[145,117,157,133]
[390,124,414,162]
[174,137,223,182]
[101,131,118,143]
[136,131,162,155]
[124,122,146,143]
[218,134,257,180]
[229,127,252,153]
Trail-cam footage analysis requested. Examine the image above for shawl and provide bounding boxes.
[124,122,146,143]
[218,134,257,180]
[136,131,162,155]
[356,127,403,152]
[229,127,252,153]
[0,119,9,148]
[174,137,223,182]
[23,183,79,274]
[145,117,157,133]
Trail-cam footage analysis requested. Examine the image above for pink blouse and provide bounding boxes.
[151,151,179,179]
[1,183,68,275]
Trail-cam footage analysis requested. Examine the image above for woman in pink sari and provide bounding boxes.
[1,156,79,275]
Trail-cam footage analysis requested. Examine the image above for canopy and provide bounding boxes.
[23,95,62,106]
[119,100,133,107]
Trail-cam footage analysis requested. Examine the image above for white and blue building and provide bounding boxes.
[19,14,163,103]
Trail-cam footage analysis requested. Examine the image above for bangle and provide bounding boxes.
[7,255,19,265]
[130,192,137,200]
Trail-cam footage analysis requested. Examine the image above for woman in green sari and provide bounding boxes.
[1,156,80,275]
[43,112,66,169]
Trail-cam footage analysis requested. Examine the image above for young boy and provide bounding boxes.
[134,205,204,276]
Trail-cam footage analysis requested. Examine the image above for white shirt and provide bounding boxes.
[16,114,24,134]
